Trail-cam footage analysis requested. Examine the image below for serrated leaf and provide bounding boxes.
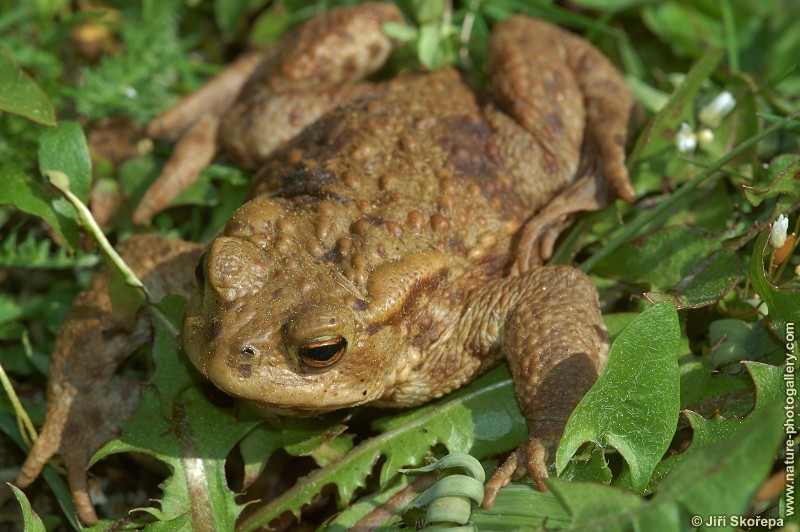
[556,302,681,493]
[281,415,348,457]
[0,162,79,250]
[595,226,741,309]
[239,424,282,490]
[38,121,92,204]
[0,47,56,126]
[743,154,800,206]
[236,365,527,530]
[749,231,800,343]
[92,301,257,529]
[8,483,46,532]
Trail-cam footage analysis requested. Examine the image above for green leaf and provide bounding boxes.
[742,154,800,206]
[652,386,784,524]
[214,0,262,37]
[382,22,419,42]
[92,300,257,529]
[8,483,46,532]
[547,370,783,529]
[749,231,800,343]
[0,162,79,250]
[38,121,92,204]
[281,416,347,457]
[707,319,783,367]
[594,226,741,309]
[0,47,56,126]
[556,302,681,493]
[471,485,571,530]
[239,424,282,489]
[646,362,782,492]
[237,365,527,531]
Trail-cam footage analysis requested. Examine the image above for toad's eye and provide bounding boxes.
[195,252,208,290]
[298,336,347,368]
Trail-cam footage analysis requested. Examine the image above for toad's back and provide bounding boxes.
[247,68,530,284]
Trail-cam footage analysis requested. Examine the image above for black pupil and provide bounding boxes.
[300,338,346,363]
[194,253,207,289]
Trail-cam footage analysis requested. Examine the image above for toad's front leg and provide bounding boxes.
[465,266,608,507]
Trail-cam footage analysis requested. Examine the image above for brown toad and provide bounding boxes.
[19,3,634,522]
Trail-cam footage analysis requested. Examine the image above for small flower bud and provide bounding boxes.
[697,128,715,146]
[699,91,735,128]
[770,214,789,249]
[676,122,697,153]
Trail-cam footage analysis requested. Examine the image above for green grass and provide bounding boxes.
[1,0,798,530]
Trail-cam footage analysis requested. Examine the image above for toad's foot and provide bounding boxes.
[465,265,608,508]
[483,435,552,507]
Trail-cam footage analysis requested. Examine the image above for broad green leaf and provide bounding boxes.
[237,365,527,531]
[559,446,613,484]
[679,359,752,416]
[645,362,781,492]
[742,154,800,206]
[595,226,741,309]
[749,231,800,343]
[651,390,784,525]
[548,373,783,529]
[38,121,92,204]
[707,319,783,367]
[8,483,46,532]
[0,47,56,126]
[0,162,79,250]
[556,302,681,493]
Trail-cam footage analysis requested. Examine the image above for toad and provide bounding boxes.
[18,3,634,523]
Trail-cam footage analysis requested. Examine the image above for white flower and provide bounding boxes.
[676,122,697,153]
[699,91,736,128]
[123,86,138,99]
[770,214,789,249]
[795,264,800,278]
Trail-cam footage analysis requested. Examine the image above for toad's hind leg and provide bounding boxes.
[486,16,635,270]
[135,3,403,224]
[467,266,608,507]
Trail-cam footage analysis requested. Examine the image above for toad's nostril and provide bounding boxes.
[241,345,257,358]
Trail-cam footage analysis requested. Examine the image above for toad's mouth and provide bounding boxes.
[237,396,370,418]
